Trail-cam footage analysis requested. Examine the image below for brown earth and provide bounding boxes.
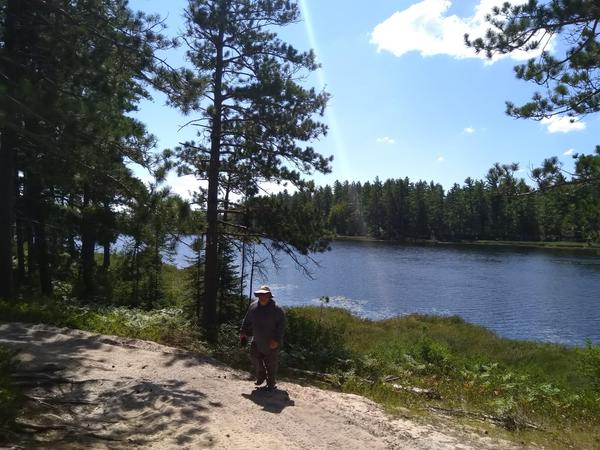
[0,322,521,449]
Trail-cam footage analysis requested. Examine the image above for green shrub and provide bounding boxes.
[284,308,354,373]
[411,338,454,374]
[212,323,251,369]
[579,340,600,392]
[0,298,195,347]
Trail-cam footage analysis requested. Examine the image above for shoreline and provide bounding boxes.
[334,235,600,254]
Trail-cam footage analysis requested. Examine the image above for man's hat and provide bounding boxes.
[254,285,273,297]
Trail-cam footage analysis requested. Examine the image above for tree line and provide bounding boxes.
[277,157,600,243]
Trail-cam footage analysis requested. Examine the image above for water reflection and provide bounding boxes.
[248,241,600,347]
[165,237,599,346]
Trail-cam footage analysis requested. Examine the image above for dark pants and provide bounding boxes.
[250,341,279,387]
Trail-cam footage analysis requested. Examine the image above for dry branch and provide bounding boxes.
[428,406,543,431]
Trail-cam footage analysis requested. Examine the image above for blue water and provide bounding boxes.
[170,239,600,346]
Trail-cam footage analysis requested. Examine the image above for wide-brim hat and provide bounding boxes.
[254,285,273,297]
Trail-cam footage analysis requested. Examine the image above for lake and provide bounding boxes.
[171,239,600,346]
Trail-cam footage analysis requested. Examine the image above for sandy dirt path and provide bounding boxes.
[0,322,518,449]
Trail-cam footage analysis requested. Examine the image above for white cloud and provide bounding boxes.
[258,181,298,196]
[437,156,445,162]
[376,136,396,144]
[563,148,575,156]
[541,116,586,134]
[370,0,552,62]
[464,126,475,134]
[166,174,203,200]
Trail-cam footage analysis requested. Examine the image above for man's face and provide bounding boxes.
[257,293,271,305]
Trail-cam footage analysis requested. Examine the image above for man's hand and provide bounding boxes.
[269,339,279,350]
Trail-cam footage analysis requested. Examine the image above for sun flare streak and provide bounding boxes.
[298,0,350,178]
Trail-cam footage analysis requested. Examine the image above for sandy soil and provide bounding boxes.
[0,322,519,449]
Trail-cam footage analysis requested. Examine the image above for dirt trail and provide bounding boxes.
[0,322,518,449]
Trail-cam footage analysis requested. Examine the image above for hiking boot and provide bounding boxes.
[265,384,276,392]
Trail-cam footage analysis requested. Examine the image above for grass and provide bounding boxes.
[0,298,203,351]
[277,307,600,449]
[1,298,599,449]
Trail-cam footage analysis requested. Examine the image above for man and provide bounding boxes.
[240,285,286,391]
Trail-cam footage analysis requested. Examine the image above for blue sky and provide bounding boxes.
[128,0,599,197]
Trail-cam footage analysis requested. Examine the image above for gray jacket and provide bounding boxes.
[241,299,286,354]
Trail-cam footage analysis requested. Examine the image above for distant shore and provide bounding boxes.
[334,235,600,253]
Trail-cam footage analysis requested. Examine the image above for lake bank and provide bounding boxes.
[335,235,600,254]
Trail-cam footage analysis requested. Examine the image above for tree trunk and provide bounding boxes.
[202,26,225,341]
[101,201,111,271]
[0,130,16,299]
[80,186,96,298]
[133,240,140,306]
[34,212,52,296]
[152,228,161,305]
[217,178,232,321]
[247,246,255,311]
[0,0,20,299]
[26,220,35,278]
[29,176,52,296]
[103,242,110,270]
[16,214,25,286]
[239,241,246,299]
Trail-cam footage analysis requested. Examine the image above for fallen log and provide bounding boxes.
[428,406,543,431]
[388,383,442,399]
[382,375,442,399]
[286,367,333,381]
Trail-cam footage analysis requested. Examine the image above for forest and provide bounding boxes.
[278,159,600,243]
[0,0,333,338]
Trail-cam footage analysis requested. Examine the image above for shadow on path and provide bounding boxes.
[0,322,214,448]
[242,387,295,413]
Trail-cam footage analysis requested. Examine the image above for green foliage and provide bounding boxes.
[411,338,454,372]
[0,298,198,347]
[211,323,252,369]
[0,0,180,300]
[282,306,599,446]
[467,0,600,120]
[284,308,354,373]
[579,340,600,392]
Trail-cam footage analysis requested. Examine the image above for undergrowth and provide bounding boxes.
[1,299,599,449]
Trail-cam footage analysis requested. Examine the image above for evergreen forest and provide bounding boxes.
[277,158,600,243]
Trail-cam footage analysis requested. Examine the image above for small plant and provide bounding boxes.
[212,323,249,369]
[579,340,600,391]
[411,338,453,374]
[318,295,330,325]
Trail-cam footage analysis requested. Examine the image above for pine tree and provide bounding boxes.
[166,0,332,339]
[0,0,172,298]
